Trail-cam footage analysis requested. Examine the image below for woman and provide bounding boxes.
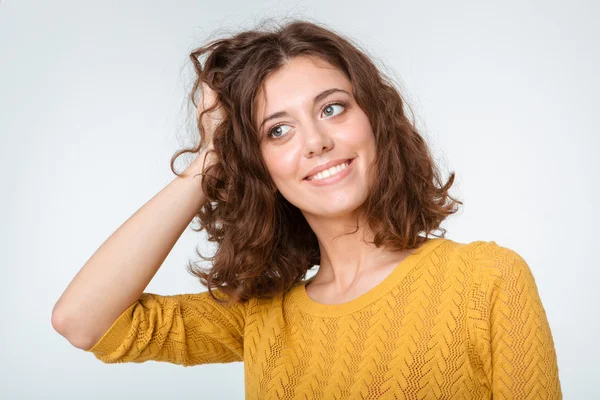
[52,19,562,399]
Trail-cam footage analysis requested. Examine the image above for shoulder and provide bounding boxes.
[434,238,532,282]
[442,237,524,265]
[451,239,538,294]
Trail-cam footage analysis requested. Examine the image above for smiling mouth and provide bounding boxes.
[304,159,354,182]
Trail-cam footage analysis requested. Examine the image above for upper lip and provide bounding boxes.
[304,158,353,179]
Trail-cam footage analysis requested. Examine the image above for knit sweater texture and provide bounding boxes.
[85,237,562,399]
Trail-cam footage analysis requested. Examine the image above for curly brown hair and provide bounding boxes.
[170,18,462,305]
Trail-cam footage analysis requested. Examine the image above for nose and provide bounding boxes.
[302,121,334,158]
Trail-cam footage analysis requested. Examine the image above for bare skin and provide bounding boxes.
[51,83,222,350]
[53,55,419,351]
[303,247,424,305]
[255,55,422,303]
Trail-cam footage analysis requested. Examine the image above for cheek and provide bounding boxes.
[263,149,299,185]
[346,122,375,151]
[343,111,374,143]
[361,122,377,154]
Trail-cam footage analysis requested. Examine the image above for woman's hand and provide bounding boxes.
[184,82,224,179]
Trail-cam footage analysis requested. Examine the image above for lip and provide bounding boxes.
[303,158,354,180]
[303,158,355,186]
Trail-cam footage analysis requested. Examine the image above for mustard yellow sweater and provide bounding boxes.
[85,238,562,399]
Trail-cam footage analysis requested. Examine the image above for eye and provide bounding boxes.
[265,101,348,140]
[267,124,292,139]
[321,102,346,118]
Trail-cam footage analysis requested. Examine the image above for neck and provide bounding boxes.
[303,209,413,290]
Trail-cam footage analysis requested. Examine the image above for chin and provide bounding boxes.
[280,185,369,217]
[302,196,366,219]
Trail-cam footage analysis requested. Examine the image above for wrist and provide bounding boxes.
[183,149,212,179]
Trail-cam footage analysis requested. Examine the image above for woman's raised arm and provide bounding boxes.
[52,83,222,350]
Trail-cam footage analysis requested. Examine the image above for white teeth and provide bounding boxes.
[308,160,351,181]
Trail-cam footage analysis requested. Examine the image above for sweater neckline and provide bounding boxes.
[288,237,447,317]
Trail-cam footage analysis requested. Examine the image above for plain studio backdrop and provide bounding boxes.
[1,0,597,398]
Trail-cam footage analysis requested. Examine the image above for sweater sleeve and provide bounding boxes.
[84,289,247,367]
[470,242,562,399]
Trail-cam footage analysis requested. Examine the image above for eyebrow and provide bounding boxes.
[259,88,351,130]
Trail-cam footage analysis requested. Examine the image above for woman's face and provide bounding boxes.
[254,55,377,219]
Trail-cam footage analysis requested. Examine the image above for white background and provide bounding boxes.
[1,0,597,398]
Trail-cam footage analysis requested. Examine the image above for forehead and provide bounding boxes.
[254,56,351,121]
